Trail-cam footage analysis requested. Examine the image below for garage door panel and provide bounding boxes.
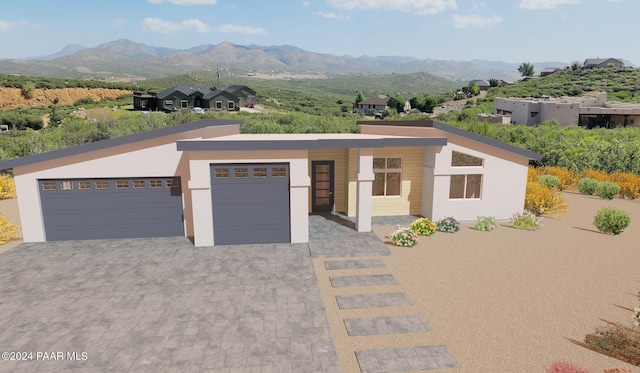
[211,163,290,245]
[39,178,184,241]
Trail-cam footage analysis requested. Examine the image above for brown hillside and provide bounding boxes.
[0,88,132,110]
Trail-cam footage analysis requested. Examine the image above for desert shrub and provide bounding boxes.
[544,166,579,190]
[0,174,16,199]
[21,81,35,99]
[528,165,543,182]
[584,324,640,367]
[593,207,631,235]
[577,178,599,195]
[510,210,542,230]
[0,212,21,244]
[524,181,569,216]
[540,175,561,189]
[474,216,497,231]
[544,360,591,373]
[410,217,437,236]
[610,172,640,199]
[581,169,610,182]
[436,216,460,233]
[595,181,621,200]
[390,225,418,247]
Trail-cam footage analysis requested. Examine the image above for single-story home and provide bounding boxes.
[583,58,624,69]
[133,85,255,112]
[0,119,540,247]
[356,96,389,115]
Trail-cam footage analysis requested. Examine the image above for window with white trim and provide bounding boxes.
[373,158,401,196]
[60,181,74,190]
[215,101,222,109]
[228,101,235,110]
[449,174,482,199]
[164,99,173,107]
[181,100,188,108]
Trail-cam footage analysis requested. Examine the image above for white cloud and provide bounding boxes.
[452,14,503,28]
[141,18,212,33]
[316,11,348,20]
[215,24,267,35]
[326,0,457,15]
[0,20,28,31]
[519,0,580,9]
[303,1,311,6]
[147,0,217,4]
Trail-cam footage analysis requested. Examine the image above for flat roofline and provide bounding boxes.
[177,136,447,151]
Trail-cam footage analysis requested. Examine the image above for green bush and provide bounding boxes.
[539,175,560,189]
[577,177,599,195]
[437,216,460,233]
[510,210,542,230]
[409,217,437,236]
[474,216,497,231]
[595,181,621,200]
[593,207,631,235]
[390,225,418,247]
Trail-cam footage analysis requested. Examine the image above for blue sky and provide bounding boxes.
[0,0,637,65]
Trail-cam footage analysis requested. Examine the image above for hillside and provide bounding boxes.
[0,88,132,110]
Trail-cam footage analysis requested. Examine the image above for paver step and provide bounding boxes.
[356,345,459,372]
[336,292,412,309]
[324,259,386,270]
[330,274,398,287]
[344,315,432,336]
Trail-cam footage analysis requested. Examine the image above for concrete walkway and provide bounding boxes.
[0,237,339,372]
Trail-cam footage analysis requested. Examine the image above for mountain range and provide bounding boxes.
[0,38,577,82]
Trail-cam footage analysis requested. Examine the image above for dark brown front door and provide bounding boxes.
[312,161,334,212]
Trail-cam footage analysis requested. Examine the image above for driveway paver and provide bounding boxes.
[0,237,339,372]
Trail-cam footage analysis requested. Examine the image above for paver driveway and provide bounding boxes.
[0,237,339,372]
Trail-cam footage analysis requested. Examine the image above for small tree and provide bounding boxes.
[570,61,581,71]
[355,91,365,104]
[489,78,499,87]
[518,62,535,77]
[21,81,36,99]
[468,81,480,96]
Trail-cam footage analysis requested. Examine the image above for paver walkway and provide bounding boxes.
[0,237,339,372]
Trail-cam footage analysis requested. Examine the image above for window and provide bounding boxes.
[95,181,109,189]
[214,168,229,179]
[180,100,188,108]
[234,168,248,178]
[116,180,129,189]
[253,167,267,178]
[133,180,146,189]
[531,111,539,118]
[78,181,91,190]
[451,151,483,167]
[149,180,163,188]
[164,100,173,107]
[228,101,235,110]
[373,158,401,196]
[449,174,482,199]
[272,167,287,177]
[42,182,56,191]
[60,181,74,190]
[215,101,222,109]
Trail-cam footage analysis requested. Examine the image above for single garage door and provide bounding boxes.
[38,177,184,241]
[211,163,290,245]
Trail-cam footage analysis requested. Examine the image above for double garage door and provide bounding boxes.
[211,163,290,245]
[38,177,184,241]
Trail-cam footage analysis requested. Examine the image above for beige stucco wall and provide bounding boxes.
[308,149,347,213]
[346,146,424,217]
[541,102,580,125]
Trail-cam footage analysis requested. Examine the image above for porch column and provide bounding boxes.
[356,148,375,232]
[289,158,310,243]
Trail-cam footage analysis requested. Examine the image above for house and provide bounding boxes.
[356,96,389,115]
[583,58,624,69]
[470,80,491,91]
[0,119,540,247]
[540,67,561,77]
[494,92,640,128]
[133,85,256,112]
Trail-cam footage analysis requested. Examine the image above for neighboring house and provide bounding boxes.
[356,96,389,115]
[494,92,640,128]
[540,67,561,77]
[133,85,256,112]
[583,58,624,69]
[224,85,256,108]
[0,119,540,247]
[470,80,491,91]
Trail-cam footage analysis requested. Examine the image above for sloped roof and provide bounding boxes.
[203,89,237,101]
[359,96,389,106]
[225,85,256,95]
[583,58,623,66]
[157,85,212,99]
[0,119,242,171]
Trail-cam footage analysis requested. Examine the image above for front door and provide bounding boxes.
[312,161,334,213]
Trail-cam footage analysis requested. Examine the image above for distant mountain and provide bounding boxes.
[0,38,583,81]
